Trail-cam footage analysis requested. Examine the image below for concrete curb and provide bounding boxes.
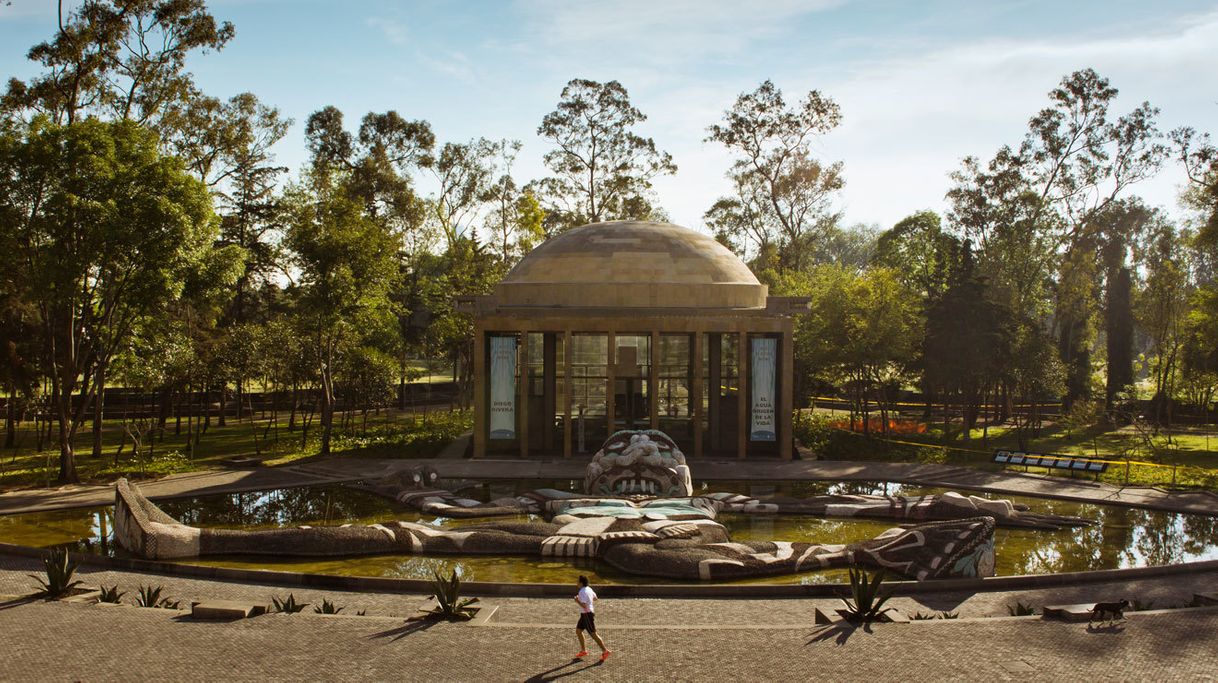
[4,543,1217,599]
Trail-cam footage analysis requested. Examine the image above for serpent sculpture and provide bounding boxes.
[113,429,1091,581]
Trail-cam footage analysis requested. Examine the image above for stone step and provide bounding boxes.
[191,600,267,620]
[1042,603,1118,622]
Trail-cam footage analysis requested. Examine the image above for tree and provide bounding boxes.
[873,211,959,302]
[948,69,1167,408]
[1136,220,1192,425]
[0,117,216,482]
[706,80,844,272]
[428,137,503,247]
[3,0,234,127]
[537,78,675,230]
[283,176,398,455]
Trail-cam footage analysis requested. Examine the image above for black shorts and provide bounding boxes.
[576,612,596,634]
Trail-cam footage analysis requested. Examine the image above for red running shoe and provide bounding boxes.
[600,651,612,662]
[575,651,588,658]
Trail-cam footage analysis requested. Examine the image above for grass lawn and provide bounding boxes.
[805,408,1218,490]
[0,407,471,490]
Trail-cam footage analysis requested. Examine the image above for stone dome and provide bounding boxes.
[495,221,767,309]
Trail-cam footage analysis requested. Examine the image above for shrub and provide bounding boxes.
[98,585,125,604]
[135,585,179,609]
[429,569,479,620]
[271,593,308,614]
[314,599,343,614]
[838,567,892,624]
[28,548,82,599]
[1007,601,1036,616]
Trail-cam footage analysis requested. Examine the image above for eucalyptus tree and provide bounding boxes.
[948,69,1167,408]
[283,176,399,455]
[537,78,675,231]
[0,118,216,482]
[3,0,234,127]
[706,80,844,272]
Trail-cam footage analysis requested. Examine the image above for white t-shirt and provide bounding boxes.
[577,586,597,613]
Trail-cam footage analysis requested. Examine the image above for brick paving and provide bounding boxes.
[1,596,1215,681]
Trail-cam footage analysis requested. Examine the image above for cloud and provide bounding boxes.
[366,16,408,46]
[515,0,848,67]
[420,49,477,85]
[642,7,1218,232]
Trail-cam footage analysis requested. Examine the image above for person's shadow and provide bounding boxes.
[524,657,603,681]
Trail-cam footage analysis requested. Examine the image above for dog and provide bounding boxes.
[1090,599,1129,623]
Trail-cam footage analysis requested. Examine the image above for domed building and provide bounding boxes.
[456,221,808,460]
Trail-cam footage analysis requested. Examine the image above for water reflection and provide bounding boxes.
[0,480,1214,584]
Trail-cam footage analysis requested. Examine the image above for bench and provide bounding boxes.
[993,450,1108,477]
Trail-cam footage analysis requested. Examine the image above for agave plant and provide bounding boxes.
[429,569,479,621]
[135,585,179,609]
[29,548,83,599]
[98,585,126,604]
[839,567,892,625]
[314,599,343,614]
[1007,601,1036,616]
[909,611,937,620]
[938,610,960,619]
[271,593,308,614]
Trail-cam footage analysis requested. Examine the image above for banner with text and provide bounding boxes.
[750,337,776,441]
[489,336,517,439]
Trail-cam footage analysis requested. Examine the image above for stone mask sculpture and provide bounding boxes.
[113,429,1090,582]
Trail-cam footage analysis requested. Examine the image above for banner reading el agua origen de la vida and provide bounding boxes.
[489,336,516,439]
[750,337,776,441]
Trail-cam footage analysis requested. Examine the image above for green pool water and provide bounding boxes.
[2,480,1215,585]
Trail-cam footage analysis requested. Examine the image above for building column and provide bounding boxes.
[563,330,573,458]
[649,331,659,430]
[606,331,616,438]
[472,326,486,459]
[708,334,721,452]
[518,330,529,459]
[780,326,794,460]
[692,332,703,459]
[737,331,748,460]
[543,333,556,452]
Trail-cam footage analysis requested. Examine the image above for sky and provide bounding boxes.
[2,0,1216,235]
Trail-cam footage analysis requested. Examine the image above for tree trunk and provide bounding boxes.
[4,385,15,450]
[320,352,335,455]
[91,362,105,458]
[1105,265,1135,409]
[55,392,79,484]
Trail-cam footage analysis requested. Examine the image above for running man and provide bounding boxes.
[574,575,611,661]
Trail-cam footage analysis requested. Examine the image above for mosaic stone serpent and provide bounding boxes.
[113,430,1092,582]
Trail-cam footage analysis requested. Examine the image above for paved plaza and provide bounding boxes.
[2,554,1218,681]
[2,456,1217,680]
[2,582,1216,681]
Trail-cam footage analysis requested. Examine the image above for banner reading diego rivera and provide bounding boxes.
[750,337,776,441]
[489,336,517,439]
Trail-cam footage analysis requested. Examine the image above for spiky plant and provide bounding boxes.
[910,611,937,620]
[1007,601,1036,616]
[429,569,479,621]
[28,548,82,599]
[839,567,892,624]
[135,585,179,609]
[98,585,125,604]
[314,599,343,614]
[938,611,959,619]
[271,593,308,614]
